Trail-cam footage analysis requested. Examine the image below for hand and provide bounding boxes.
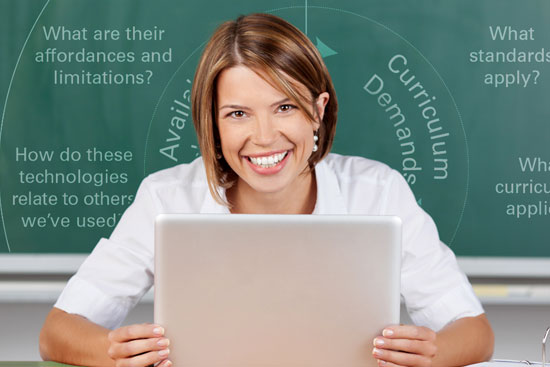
[107,323,171,367]
[372,325,437,367]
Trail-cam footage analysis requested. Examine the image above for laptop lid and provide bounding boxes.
[154,214,401,367]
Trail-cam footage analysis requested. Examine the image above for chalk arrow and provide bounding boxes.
[315,37,338,58]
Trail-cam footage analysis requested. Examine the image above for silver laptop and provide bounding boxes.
[154,214,401,367]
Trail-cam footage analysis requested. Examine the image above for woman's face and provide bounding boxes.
[216,65,329,197]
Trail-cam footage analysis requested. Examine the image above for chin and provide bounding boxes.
[248,182,288,195]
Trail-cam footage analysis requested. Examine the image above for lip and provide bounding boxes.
[244,150,291,175]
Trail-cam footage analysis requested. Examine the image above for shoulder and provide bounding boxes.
[316,153,405,214]
[142,157,207,189]
[137,157,209,211]
[321,153,399,185]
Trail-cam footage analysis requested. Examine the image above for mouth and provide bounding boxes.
[246,150,289,169]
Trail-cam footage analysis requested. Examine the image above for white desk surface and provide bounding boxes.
[469,360,544,366]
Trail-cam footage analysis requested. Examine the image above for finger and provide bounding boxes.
[115,349,170,367]
[109,324,165,343]
[157,359,173,367]
[374,337,436,357]
[376,360,403,367]
[373,347,432,367]
[108,337,170,360]
[382,325,436,342]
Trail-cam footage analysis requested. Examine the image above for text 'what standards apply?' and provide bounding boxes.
[470,25,547,88]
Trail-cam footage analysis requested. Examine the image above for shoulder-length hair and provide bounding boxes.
[191,13,338,205]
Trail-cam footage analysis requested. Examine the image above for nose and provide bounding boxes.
[251,114,279,147]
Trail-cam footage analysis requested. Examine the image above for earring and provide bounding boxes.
[312,130,319,152]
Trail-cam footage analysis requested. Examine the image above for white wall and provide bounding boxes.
[1,301,549,363]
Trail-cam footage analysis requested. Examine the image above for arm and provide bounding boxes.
[40,307,171,367]
[40,307,114,366]
[372,313,494,367]
[433,313,493,365]
[378,171,493,365]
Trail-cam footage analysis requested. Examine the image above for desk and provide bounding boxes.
[469,363,544,366]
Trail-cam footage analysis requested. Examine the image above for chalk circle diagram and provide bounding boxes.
[145,6,469,246]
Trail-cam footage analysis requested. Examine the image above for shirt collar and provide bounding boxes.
[313,157,348,214]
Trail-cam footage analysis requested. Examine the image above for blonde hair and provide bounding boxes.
[191,13,338,205]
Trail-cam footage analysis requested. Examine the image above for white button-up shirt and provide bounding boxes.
[55,153,483,331]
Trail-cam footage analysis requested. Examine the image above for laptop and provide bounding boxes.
[154,214,401,367]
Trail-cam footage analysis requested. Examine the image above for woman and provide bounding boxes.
[40,13,494,367]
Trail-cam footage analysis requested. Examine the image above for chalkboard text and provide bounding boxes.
[10,147,135,233]
[364,54,452,183]
[470,26,546,88]
[86,148,133,162]
[518,157,550,172]
[15,147,54,162]
[505,201,550,219]
[364,73,421,185]
[37,25,171,86]
[494,156,550,219]
[12,192,58,206]
[483,70,538,88]
[160,79,193,162]
[489,26,535,41]
[43,25,165,42]
[21,214,71,228]
[76,213,121,228]
[43,26,89,41]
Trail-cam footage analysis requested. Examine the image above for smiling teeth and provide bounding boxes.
[249,151,288,168]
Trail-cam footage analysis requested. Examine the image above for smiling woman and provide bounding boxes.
[191,13,337,210]
[40,13,493,367]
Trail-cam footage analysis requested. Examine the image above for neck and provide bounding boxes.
[228,171,317,214]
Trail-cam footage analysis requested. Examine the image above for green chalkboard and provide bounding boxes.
[1,0,549,257]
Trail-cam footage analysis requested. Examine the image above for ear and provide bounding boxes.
[314,92,330,130]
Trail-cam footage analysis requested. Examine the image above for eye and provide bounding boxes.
[278,104,296,113]
[229,110,246,119]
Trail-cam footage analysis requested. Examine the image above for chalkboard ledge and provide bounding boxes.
[1,255,550,277]
[2,280,550,305]
[457,257,550,278]
[0,254,86,274]
[1,255,550,304]
[0,280,154,303]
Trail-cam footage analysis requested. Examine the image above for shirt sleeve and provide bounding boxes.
[54,179,158,329]
[383,170,484,332]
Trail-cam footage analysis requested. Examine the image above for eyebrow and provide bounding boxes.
[219,104,249,111]
[270,98,291,107]
[218,98,291,111]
